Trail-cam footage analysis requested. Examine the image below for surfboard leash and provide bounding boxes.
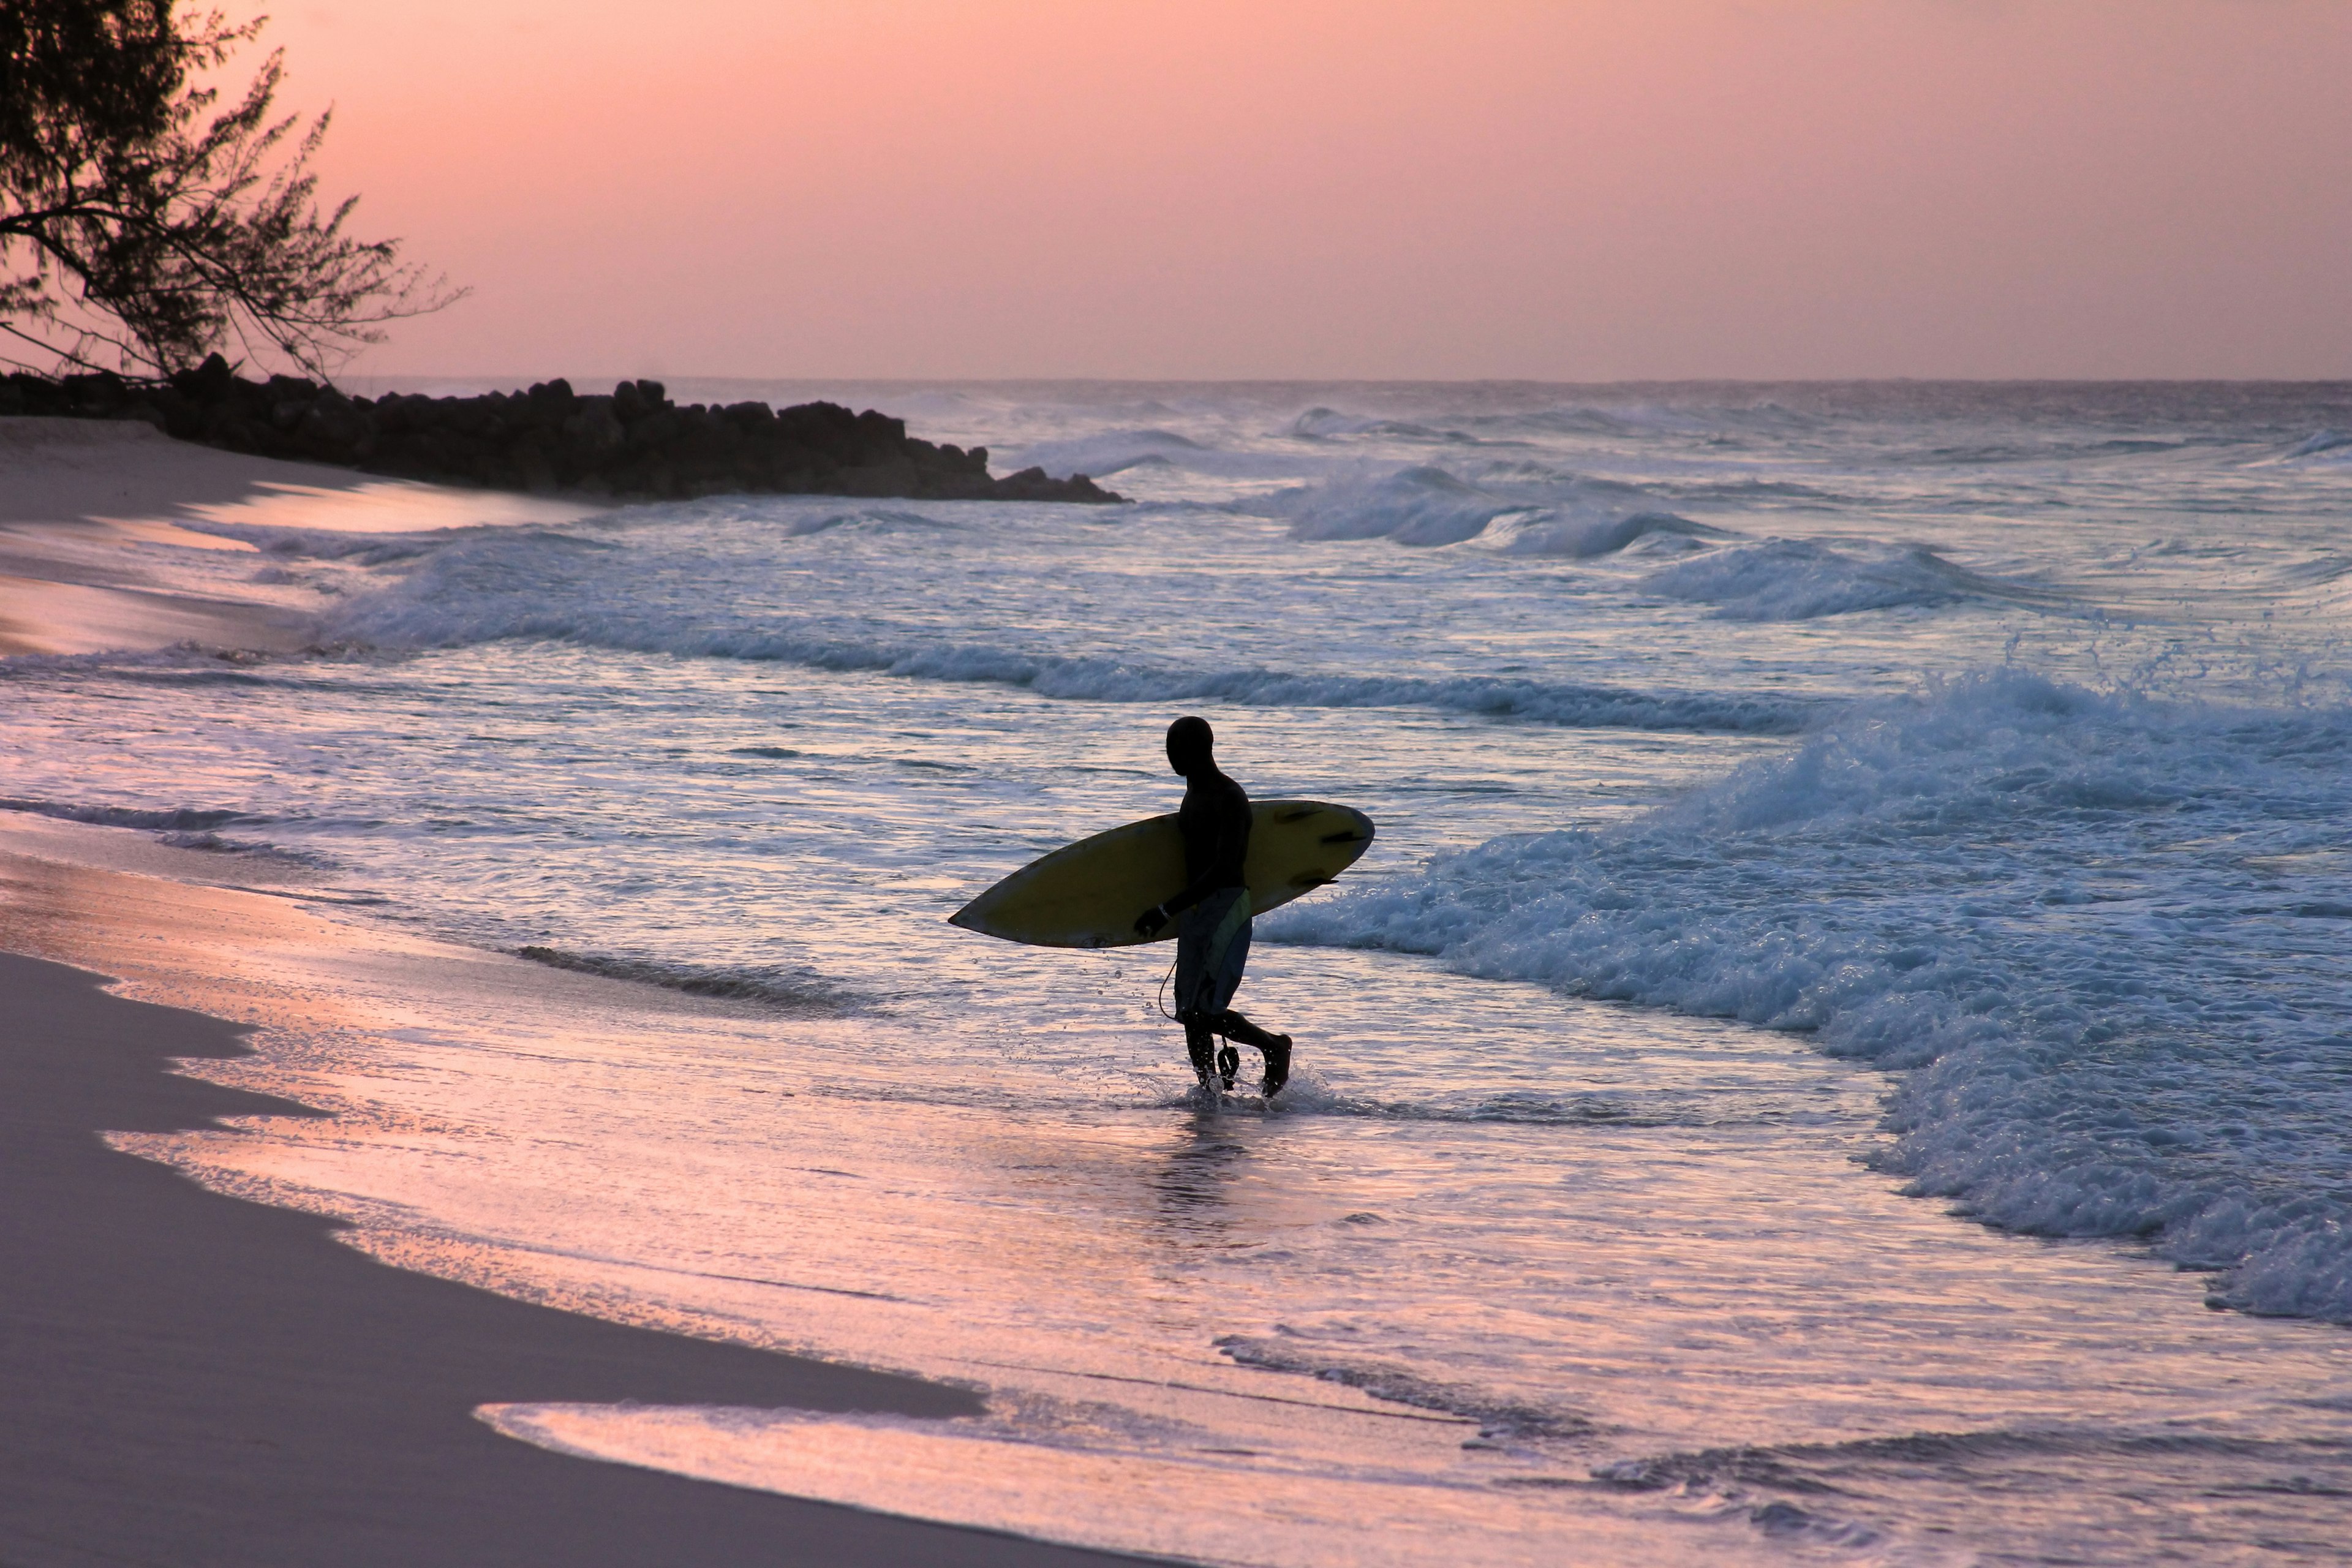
[1155,949,1181,1021]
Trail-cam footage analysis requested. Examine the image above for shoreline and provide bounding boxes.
[0,831,1153,1565]
[0,415,598,659]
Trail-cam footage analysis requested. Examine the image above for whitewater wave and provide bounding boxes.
[318,532,1814,733]
[1268,673,2352,1323]
[1273,465,1531,545]
[1268,462,1714,554]
[1641,538,2059,620]
[1486,510,1723,559]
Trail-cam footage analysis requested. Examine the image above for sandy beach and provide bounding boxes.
[0,420,1150,1566]
[0,417,589,658]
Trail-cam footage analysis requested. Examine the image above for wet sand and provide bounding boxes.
[0,540,1152,1564]
[0,417,588,657]
[0,950,1163,1566]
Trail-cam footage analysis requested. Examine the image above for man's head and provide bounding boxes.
[1165,715,1215,777]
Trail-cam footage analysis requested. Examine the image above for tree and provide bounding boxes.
[0,1,459,380]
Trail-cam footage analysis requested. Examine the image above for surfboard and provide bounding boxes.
[948,799,1375,949]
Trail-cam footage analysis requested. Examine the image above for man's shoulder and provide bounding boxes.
[1181,768,1251,813]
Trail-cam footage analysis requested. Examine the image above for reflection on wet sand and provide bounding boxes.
[10,807,2346,1565]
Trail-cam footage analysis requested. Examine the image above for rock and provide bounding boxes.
[562,400,625,455]
[0,368,1126,507]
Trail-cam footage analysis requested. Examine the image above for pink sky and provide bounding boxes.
[254,0,2348,380]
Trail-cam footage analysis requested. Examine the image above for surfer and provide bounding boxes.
[1133,716,1293,1095]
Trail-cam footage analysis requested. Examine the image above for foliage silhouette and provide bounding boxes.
[0,1,458,378]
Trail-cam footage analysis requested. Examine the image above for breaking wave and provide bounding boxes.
[1486,510,1724,559]
[1274,464,1532,545]
[1268,462,1717,554]
[1269,672,2352,1322]
[317,530,1815,733]
[1642,538,2062,620]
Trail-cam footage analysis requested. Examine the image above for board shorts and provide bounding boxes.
[1174,887,1252,1022]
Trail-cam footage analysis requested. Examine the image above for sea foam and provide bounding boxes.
[1270,672,2352,1321]
[317,528,1813,733]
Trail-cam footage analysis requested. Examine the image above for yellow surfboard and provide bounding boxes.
[948,799,1375,949]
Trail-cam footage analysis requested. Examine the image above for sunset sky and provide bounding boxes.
[250,1,2350,381]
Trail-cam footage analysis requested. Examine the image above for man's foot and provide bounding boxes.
[1215,1045,1239,1091]
[1260,1035,1292,1096]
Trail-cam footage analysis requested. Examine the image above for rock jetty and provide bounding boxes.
[0,358,1121,504]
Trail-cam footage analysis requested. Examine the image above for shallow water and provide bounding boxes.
[7,380,2352,1562]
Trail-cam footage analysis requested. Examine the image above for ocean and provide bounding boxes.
[7,380,2352,1564]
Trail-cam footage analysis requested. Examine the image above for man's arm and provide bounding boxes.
[1134,795,1248,937]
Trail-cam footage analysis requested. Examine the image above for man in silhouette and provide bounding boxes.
[1134,716,1292,1095]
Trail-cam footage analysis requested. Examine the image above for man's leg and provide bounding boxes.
[1184,1020,1223,1087]
[1174,892,1238,1091]
[1210,1011,1287,1049]
[1200,1011,1290,1095]
[1175,890,1292,1093]
[1201,904,1293,1096]
[1257,1033,1291,1096]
